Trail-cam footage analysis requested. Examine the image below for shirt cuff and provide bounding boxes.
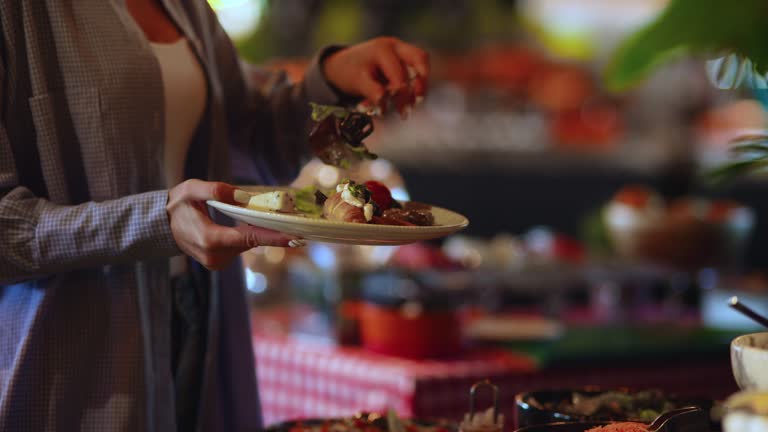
[149,190,182,257]
[304,45,356,106]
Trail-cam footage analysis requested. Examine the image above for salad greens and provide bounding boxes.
[308,103,378,168]
[293,186,325,218]
[309,102,351,121]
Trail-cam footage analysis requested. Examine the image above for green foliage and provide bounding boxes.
[580,207,613,256]
[310,0,363,50]
[706,135,768,183]
[605,0,768,91]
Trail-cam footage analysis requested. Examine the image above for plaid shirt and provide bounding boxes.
[0,1,338,431]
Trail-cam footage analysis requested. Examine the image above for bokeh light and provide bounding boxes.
[208,0,265,40]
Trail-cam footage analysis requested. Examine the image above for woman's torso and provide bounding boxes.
[0,2,256,431]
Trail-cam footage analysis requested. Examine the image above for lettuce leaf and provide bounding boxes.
[294,186,324,217]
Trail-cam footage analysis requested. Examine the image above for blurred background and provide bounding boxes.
[208,0,768,423]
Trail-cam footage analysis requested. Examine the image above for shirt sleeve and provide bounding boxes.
[0,57,180,284]
[203,3,345,185]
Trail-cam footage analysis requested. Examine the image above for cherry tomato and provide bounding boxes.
[364,180,393,210]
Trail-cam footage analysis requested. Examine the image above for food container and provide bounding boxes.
[604,196,754,271]
[731,332,768,391]
[514,388,714,429]
[723,391,768,432]
[358,271,467,358]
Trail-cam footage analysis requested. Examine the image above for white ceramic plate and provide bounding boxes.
[206,186,469,245]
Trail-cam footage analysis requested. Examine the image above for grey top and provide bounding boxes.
[0,1,339,431]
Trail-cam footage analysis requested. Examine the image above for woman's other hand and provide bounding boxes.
[322,37,430,118]
[167,180,303,270]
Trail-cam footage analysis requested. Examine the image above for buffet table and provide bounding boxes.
[254,333,534,426]
[253,330,737,427]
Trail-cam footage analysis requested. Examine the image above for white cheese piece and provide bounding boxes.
[341,188,363,208]
[246,191,295,213]
[363,203,373,221]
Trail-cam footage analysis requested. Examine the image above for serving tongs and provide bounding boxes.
[646,406,709,432]
[460,380,503,432]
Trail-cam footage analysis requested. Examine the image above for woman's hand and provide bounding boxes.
[167,180,304,270]
[322,37,430,117]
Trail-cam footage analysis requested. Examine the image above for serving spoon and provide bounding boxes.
[728,296,768,328]
[647,406,709,432]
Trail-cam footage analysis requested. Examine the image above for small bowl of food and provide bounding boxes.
[603,185,754,270]
[731,332,768,391]
[723,391,768,432]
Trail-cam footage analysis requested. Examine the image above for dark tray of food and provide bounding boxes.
[515,421,652,432]
[262,412,456,432]
[515,389,716,429]
[516,421,648,432]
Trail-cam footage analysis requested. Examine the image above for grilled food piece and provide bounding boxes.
[322,192,367,223]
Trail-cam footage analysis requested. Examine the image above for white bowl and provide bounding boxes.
[723,391,768,432]
[732,332,768,391]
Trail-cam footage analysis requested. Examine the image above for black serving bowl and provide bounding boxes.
[515,389,715,429]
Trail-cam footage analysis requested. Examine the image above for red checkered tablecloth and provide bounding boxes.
[254,334,738,428]
[254,334,537,426]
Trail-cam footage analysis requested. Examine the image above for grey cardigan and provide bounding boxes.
[0,1,338,431]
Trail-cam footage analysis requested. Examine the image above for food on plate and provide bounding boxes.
[308,103,378,168]
[382,207,434,226]
[364,180,394,210]
[584,423,648,432]
[323,190,369,223]
[244,191,296,213]
[324,180,375,223]
[293,186,327,217]
[237,180,436,226]
[322,180,435,226]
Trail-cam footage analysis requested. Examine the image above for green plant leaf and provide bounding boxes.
[706,157,768,184]
[605,0,768,92]
[731,143,768,154]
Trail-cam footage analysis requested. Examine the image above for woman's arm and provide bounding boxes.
[201,4,429,185]
[0,61,299,285]
[0,137,179,284]
[202,4,338,186]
